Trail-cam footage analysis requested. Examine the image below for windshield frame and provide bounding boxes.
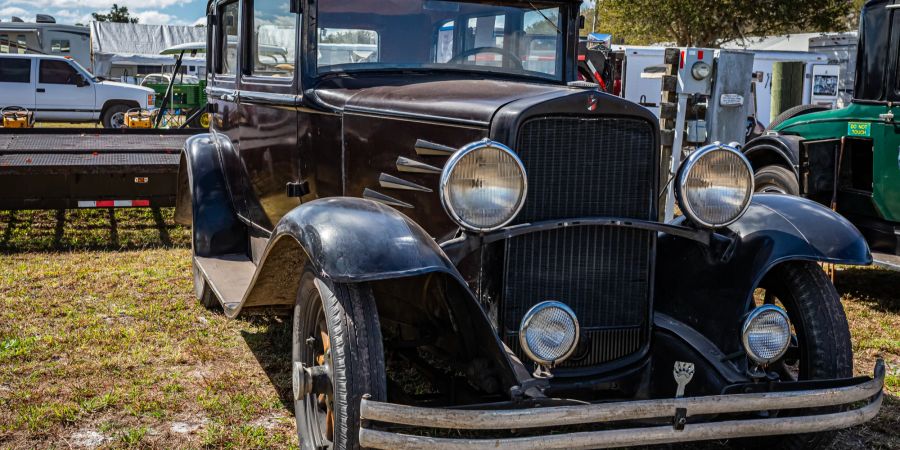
[306,0,575,84]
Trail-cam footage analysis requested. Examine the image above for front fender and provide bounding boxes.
[742,134,803,177]
[238,197,521,388]
[272,197,458,283]
[655,194,870,356]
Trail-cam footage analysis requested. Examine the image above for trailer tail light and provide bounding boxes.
[77,200,151,208]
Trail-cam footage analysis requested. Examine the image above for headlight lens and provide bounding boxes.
[519,301,580,366]
[440,140,527,231]
[742,305,792,365]
[676,143,754,228]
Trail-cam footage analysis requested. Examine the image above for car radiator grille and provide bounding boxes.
[502,116,657,369]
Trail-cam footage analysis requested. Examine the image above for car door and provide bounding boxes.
[236,0,303,230]
[35,58,95,121]
[208,0,250,219]
[879,5,900,225]
[0,56,36,110]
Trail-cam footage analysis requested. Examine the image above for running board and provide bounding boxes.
[194,254,255,312]
[873,252,900,272]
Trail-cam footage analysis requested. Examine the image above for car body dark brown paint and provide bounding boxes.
[183,1,882,446]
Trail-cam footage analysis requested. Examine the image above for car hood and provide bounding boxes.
[98,80,155,93]
[313,74,569,126]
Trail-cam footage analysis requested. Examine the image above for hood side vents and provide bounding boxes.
[414,139,457,156]
[396,156,441,174]
[363,188,414,209]
[379,173,432,193]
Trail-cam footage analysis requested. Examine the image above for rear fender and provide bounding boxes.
[175,133,246,256]
[655,193,871,356]
[742,134,803,176]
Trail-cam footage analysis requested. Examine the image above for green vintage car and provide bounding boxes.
[743,0,900,256]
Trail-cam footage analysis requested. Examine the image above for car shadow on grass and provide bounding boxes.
[240,314,295,412]
[0,208,189,253]
[835,267,900,314]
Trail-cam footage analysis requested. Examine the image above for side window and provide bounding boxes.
[39,60,79,85]
[0,35,8,53]
[250,0,298,77]
[462,14,507,68]
[0,58,30,83]
[51,40,71,53]
[217,1,240,76]
[317,29,379,67]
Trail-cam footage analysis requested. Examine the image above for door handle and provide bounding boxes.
[36,88,45,93]
[222,93,236,102]
[879,111,895,122]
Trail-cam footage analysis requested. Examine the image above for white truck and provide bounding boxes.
[0,53,155,128]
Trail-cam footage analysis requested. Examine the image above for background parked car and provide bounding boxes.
[0,53,155,128]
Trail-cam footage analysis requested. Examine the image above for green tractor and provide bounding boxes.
[141,73,209,128]
[743,0,900,257]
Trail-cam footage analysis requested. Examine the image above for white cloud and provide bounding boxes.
[191,16,205,26]
[131,10,177,25]
[4,0,187,10]
[0,6,28,18]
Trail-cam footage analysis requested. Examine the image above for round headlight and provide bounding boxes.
[440,140,527,232]
[676,143,754,228]
[742,305,791,366]
[519,301,580,366]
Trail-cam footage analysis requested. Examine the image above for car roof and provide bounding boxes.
[0,53,70,61]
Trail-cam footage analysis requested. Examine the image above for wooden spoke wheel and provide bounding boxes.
[292,270,385,449]
[737,262,852,450]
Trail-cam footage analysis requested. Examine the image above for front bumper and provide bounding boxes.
[359,360,884,449]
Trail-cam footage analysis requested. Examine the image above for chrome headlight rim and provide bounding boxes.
[439,139,528,232]
[675,143,754,229]
[741,304,792,366]
[518,300,580,366]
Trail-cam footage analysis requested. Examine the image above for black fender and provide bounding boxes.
[237,197,522,389]
[655,193,871,357]
[175,133,246,257]
[742,134,803,177]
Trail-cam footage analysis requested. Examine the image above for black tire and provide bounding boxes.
[735,261,852,450]
[293,269,386,450]
[767,104,829,131]
[754,164,799,195]
[192,258,219,310]
[101,104,130,129]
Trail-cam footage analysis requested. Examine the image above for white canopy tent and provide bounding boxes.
[90,22,207,77]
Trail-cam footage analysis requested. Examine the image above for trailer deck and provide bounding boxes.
[0,128,194,210]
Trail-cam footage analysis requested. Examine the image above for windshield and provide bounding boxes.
[316,0,566,81]
[68,59,98,82]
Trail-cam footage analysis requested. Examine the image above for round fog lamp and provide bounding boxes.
[519,301,580,366]
[742,305,791,365]
[676,143,754,228]
[440,140,527,232]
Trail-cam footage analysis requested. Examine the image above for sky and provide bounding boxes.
[0,0,206,26]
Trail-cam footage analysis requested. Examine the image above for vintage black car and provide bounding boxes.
[177,0,884,448]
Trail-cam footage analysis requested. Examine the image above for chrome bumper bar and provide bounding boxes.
[359,360,884,449]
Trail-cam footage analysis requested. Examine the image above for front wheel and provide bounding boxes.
[101,104,129,128]
[754,164,799,195]
[737,261,852,449]
[293,269,386,449]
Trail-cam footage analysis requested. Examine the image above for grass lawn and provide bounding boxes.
[0,209,897,449]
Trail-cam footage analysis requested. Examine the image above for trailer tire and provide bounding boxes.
[766,104,829,131]
[102,104,130,129]
[754,164,799,195]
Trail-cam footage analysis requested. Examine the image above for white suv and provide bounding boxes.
[0,54,156,128]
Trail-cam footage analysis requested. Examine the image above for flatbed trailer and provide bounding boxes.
[0,128,194,210]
